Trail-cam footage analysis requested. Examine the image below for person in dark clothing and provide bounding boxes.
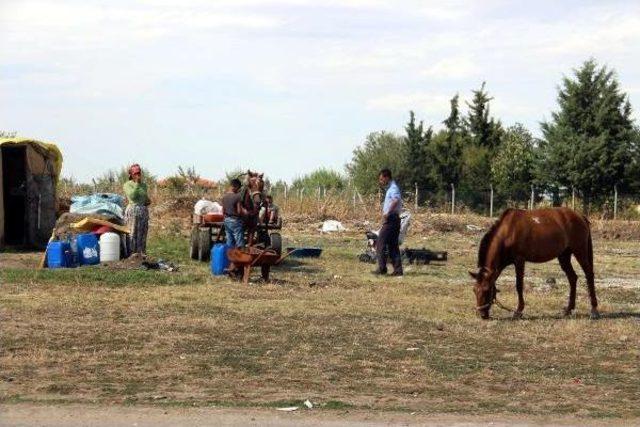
[222,179,246,247]
[374,169,403,276]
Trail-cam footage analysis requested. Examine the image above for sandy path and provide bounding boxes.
[1,404,635,427]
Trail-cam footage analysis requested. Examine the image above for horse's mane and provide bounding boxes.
[477,209,513,268]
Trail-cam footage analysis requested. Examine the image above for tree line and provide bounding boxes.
[341,59,639,212]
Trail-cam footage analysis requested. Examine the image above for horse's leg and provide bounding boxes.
[558,250,577,316]
[513,259,525,319]
[573,241,599,319]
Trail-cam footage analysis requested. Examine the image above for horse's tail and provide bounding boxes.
[583,214,594,268]
[588,226,594,268]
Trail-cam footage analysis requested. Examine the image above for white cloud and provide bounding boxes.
[422,56,479,79]
[1,0,640,181]
[366,92,451,112]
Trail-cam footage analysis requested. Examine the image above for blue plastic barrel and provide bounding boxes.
[47,241,71,268]
[211,243,230,275]
[76,233,100,265]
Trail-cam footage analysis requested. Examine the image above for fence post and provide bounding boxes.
[614,185,618,220]
[530,185,534,210]
[572,187,575,210]
[490,184,494,218]
[414,182,418,210]
[284,183,288,211]
[451,183,455,215]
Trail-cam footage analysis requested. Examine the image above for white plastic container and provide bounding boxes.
[99,232,120,262]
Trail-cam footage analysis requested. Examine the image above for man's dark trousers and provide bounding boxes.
[376,212,402,273]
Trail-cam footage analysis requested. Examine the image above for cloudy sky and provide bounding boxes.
[1,0,639,182]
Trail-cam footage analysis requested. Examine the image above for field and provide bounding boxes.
[1,214,639,421]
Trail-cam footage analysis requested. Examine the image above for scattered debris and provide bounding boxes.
[276,407,299,412]
[466,224,482,231]
[406,347,420,351]
[321,220,346,233]
[142,259,178,272]
[303,399,313,409]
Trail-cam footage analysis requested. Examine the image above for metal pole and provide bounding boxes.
[614,185,618,220]
[414,182,418,210]
[451,183,455,215]
[490,184,494,218]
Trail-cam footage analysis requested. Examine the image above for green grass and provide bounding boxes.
[1,230,639,418]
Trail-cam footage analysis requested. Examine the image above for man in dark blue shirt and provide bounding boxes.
[374,168,403,276]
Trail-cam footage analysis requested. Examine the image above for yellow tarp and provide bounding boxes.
[71,217,130,234]
[0,137,63,178]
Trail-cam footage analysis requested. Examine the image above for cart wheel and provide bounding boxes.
[189,226,199,260]
[269,232,282,256]
[198,227,211,261]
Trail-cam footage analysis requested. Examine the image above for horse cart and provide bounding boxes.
[189,213,283,261]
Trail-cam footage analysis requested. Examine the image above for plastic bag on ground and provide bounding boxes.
[322,220,346,233]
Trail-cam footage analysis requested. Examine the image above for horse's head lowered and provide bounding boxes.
[469,267,497,319]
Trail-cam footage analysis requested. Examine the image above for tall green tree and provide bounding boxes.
[291,168,347,192]
[404,111,434,203]
[431,94,464,192]
[458,83,503,209]
[347,131,408,195]
[464,82,503,150]
[491,124,538,204]
[540,59,636,210]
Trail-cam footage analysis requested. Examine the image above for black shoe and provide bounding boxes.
[390,271,403,276]
[371,269,387,275]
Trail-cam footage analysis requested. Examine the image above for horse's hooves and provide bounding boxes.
[512,311,523,320]
[590,311,601,320]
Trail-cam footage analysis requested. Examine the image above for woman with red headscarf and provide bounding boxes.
[123,163,150,255]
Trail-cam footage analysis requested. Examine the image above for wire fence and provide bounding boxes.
[59,180,640,221]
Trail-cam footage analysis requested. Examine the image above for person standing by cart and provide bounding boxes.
[259,194,280,225]
[374,168,403,276]
[123,163,151,255]
[222,179,247,248]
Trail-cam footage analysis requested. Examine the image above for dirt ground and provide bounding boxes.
[1,215,639,422]
[0,252,40,269]
[1,404,635,427]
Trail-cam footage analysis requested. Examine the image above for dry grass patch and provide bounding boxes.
[1,230,638,418]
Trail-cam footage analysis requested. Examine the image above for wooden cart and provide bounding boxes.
[189,213,283,262]
[227,246,283,285]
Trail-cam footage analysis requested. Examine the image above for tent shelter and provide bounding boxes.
[0,138,63,248]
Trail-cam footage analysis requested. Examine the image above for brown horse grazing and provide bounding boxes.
[240,170,264,246]
[470,207,599,320]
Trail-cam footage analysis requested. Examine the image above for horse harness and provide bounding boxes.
[475,284,515,314]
